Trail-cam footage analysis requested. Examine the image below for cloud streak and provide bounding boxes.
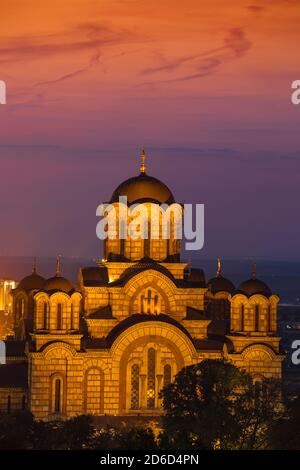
[0,22,127,65]
[140,27,252,85]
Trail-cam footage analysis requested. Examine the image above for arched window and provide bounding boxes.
[54,378,62,413]
[18,298,25,319]
[43,302,48,329]
[240,304,245,331]
[140,289,160,315]
[85,368,103,415]
[163,364,171,388]
[255,305,260,331]
[56,303,63,330]
[267,305,271,332]
[70,304,74,330]
[130,364,140,410]
[147,348,156,409]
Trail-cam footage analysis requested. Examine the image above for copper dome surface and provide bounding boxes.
[238,278,272,297]
[18,272,45,291]
[43,276,74,294]
[110,173,175,205]
[208,275,235,294]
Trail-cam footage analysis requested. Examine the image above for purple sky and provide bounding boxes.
[0,1,299,261]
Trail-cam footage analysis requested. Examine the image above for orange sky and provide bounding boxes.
[0,0,299,258]
[1,0,299,117]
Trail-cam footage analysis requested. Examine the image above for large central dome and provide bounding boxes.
[110,149,174,205]
[110,173,175,205]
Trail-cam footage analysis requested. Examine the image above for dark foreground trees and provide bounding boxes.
[159,359,284,450]
[0,411,157,450]
[271,395,300,450]
[1,359,300,450]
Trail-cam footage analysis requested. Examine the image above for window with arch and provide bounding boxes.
[267,305,271,332]
[43,301,49,329]
[56,303,63,330]
[163,364,171,388]
[53,377,62,414]
[70,304,74,330]
[140,289,161,315]
[130,364,140,410]
[17,298,25,319]
[147,348,156,409]
[240,304,245,331]
[85,368,103,415]
[255,305,260,331]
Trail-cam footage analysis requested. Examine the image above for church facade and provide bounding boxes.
[0,152,284,419]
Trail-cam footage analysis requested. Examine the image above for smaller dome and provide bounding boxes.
[208,275,235,294]
[43,276,74,294]
[18,272,45,291]
[238,278,271,297]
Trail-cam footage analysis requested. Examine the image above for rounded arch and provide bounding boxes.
[34,293,50,330]
[212,291,231,299]
[14,290,28,318]
[48,291,72,302]
[83,366,104,415]
[231,293,249,304]
[41,341,77,359]
[248,294,270,306]
[110,320,197,413]
[122,269,177,315]
[129,281,171,314]
[107,314,194,347]
[111,320,196,361]
[49,372,66,415]
[241,343,276,362]
[83,357,110,373]
[34,291,50,301]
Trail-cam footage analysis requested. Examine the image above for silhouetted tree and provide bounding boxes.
[271,394,300,450]
[0,411,33,449]
[159,359,283,450]
[92,425,157,450]
[31,415,94,449]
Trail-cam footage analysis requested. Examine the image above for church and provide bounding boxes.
[0,151,284,419]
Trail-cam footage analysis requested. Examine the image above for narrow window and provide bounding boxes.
[54,379,61,413]
[22,395,26,410]
[255,305,259,331]
[70,304,74,330]
[140,290,160,315]
[267,305,271,332]
[241,304,245,331]
[163,364,171,388]
[147,348,156,409]
[18,298,25,319]
[131,364,140,410]
[43,302,48,329]
[57,303,63,330]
